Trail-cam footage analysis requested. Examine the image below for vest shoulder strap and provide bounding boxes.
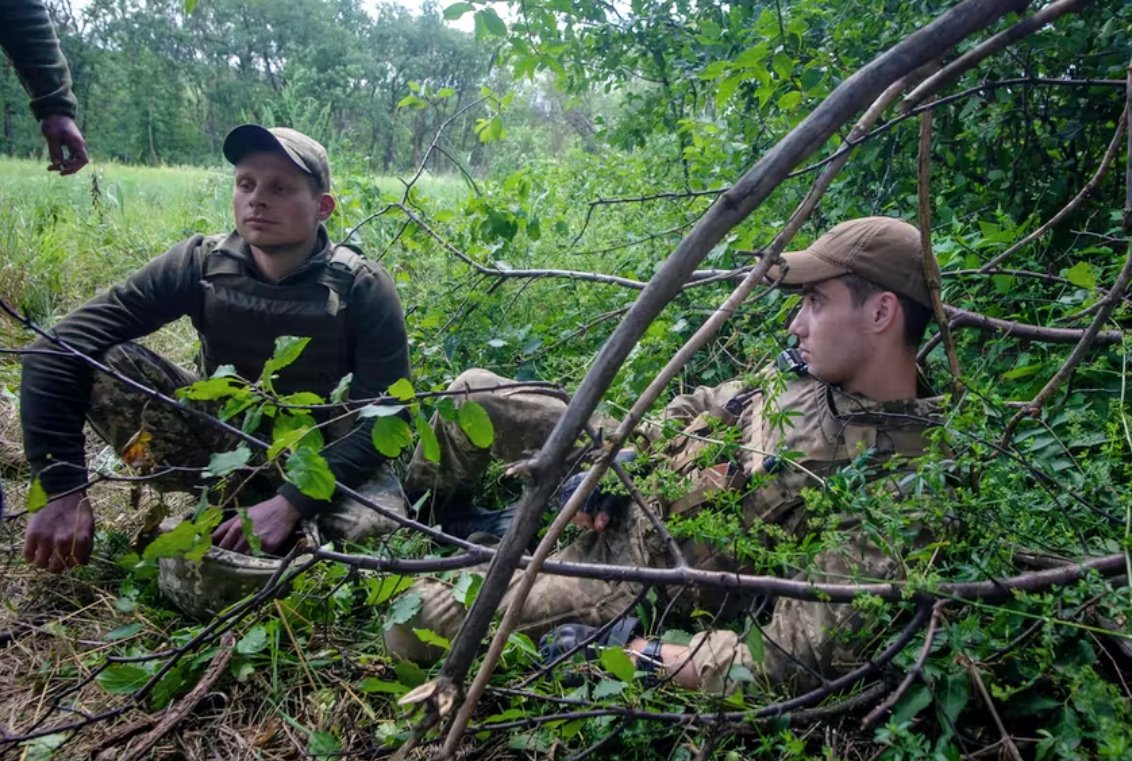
[198,235,240,279]
[319,244,370,315]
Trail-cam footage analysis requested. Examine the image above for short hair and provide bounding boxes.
[840,274,933,348]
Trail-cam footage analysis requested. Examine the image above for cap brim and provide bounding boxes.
[223,124,311,180]
[766,249,850,286]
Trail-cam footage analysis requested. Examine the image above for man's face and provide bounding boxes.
[788,277,873,387]
[232,152,327,252]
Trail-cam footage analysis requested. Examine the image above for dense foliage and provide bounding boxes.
[2,0,1132,759]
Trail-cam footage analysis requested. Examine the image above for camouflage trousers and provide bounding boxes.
[89,342,406,544]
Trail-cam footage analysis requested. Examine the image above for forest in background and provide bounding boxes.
[3,0,1132,759]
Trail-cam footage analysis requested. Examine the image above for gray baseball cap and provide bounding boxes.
[223,124,331,192]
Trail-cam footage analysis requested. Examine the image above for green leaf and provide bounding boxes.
[329,373,353,404]
[452,573,483,607]
[309,730,340,760]
[97,664,151,694]
[891,682,933,725]
[415,414,441,464]
[435,397,458,422]
[592,678,626,700]
[366,575,413,605]
[178,376,240,401]
[261,336,311,384]
[142,509,221,562]
[443,2,474,20]
[183,0,198,13]
[746,627,764,664]
[371,415,414,458]
[269,412,324,459]
[383,591,422,632]
[358,403,406,418]
[285,448,336,501]
[394,659,426,687]
[397,94,428,110]
[387,378,415,402]
[206,445,252,478]
[412,628,452,651]
[22,732,67,761]
[599,646,635,682]
[457,400,494,448]
[777,90,803,111]
[237,625,270,655]
[359,677,407,695]
[278,392,323,407]
[26,479,48,513]
[1003,363,1042,380]
[1065,261,1096,289]
[476,7,507,37]
[150,666,189,710]
[104,622,143,642]
[934,670,970,728]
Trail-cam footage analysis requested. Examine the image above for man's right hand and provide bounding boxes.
[23,491,95,572]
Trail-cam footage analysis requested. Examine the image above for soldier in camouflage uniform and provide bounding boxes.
[21,126,410,606]
[385,217,942,695]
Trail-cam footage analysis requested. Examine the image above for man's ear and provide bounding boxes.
[870,291,902,334]
[318,193,336,221]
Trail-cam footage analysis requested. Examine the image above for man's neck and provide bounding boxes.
[844,350,920,401]
[249,236,319,282]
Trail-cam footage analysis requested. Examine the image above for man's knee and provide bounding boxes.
[449,368,510,397]
[383,622,445,665]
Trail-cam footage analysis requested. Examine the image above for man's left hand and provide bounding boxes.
[212,494,301,554]
[40,114,89,175]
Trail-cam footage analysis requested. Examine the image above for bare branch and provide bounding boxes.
[918,109,963,395]
[862,600,947,729]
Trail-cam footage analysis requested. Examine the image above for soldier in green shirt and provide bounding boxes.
[21,125,410,590]
[1,0,89,174]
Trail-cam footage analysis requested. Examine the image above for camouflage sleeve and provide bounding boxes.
[686,630,755,695]
[277,263,410,517]
[0,0,78,120]
[637,380,748,448]
[21,238,205,495]
[756,524,901,693]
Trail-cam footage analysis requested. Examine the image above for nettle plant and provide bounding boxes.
[55,335,493,561]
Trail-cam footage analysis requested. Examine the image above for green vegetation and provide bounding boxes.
[2,0,1132,758]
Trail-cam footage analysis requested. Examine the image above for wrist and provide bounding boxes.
[631,638,665,674]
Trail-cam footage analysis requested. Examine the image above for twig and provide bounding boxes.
[965,657,1024,761]
[861,600,947,729]
[979,109,1128,273]
[111,632,236,761]
[917,109,963,396]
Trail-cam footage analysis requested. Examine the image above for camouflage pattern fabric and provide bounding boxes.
[386,366,941,697]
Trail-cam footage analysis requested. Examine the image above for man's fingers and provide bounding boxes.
[572,512,594,530]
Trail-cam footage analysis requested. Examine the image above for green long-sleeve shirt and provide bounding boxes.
[0,0,78,119]
[21,227,411,517]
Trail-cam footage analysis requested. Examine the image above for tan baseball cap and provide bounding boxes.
[223,124,331,192]
[767,217,931,307]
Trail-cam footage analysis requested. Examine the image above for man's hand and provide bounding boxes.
[24,490,95,572]
[212,494,301,555]
[562,450,637,533]
[40,114,89,175]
